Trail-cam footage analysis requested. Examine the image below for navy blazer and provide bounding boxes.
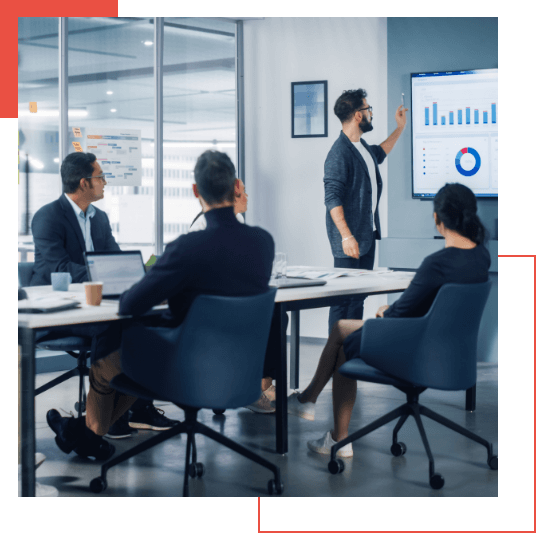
[119,206,275,326]
[31,194,120,286]
[324,131,386,258]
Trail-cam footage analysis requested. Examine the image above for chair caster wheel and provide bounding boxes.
[90,477,107,493]
[390,442,407,457]
[188,462,205,478]
[268,479,283,495]
[328,458,345,475]
[488,455,498,470]
[430,473,444,490]
[75,402,86,414]
[212,409,226,415]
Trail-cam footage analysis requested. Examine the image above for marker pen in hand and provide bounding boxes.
[401,93,405,107]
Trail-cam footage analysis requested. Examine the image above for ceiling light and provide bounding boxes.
[106,91,113,95]
[110,109,117,113]
[143,40,153,46]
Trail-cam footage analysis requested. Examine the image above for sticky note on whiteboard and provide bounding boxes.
[72,141,83,152]
[29,102,37,113]
[72,127,82,138]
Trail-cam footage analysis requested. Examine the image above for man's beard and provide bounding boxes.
[360,116,373,133]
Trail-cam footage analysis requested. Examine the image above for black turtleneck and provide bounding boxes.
[119,206,275,325]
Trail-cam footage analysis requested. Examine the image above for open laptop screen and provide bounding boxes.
[84,251,145,297]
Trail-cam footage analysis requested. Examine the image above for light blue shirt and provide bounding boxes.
[64,193,96,252]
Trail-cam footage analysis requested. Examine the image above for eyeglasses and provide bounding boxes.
[88,174,106,182]
[358,106,373,114]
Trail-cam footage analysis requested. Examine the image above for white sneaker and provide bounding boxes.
[264,384,276,403]
[246,392,275,414]
[19,481,59,497]
[287,391,315,421]
[307,430,353,458]
[19,452,46,477]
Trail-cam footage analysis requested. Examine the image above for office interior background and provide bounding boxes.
[18,16,499,501]
[18,16,498,358]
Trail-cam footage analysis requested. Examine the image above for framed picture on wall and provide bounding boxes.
[291,80,328,138]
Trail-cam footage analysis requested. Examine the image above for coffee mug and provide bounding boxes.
[51,272,72,291]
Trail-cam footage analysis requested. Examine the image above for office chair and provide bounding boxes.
[90,290,284,497]
[328,282,497,490]
[18,262,91,417]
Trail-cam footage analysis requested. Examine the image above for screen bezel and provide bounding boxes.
[83,250,145,296]
[410,67,498,200]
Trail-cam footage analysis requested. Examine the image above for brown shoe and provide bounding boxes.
[246,392,276,414]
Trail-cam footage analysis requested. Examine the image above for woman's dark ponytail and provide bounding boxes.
[433,183,488,245]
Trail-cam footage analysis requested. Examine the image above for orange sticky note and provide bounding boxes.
[72,127,82,138]
[29,102,37,113]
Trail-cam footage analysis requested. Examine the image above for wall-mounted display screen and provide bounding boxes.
[411,68,498,198]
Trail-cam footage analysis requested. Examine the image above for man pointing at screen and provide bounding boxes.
[324,89,408,333]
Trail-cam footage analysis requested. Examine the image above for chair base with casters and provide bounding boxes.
[34,337,91,417]
[89,373,283,497]
[327,359,498,490]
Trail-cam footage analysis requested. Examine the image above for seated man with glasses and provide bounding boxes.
[31,152,178,456]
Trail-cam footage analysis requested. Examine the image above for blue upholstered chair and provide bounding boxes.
[90,289,283,497]
[18,262,91,416]
[328,282,497,490]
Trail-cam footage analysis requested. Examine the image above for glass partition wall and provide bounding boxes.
[18,18,60,260]
[18,17,238,261]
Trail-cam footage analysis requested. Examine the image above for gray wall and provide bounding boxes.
[244,18,389,338]
[385,17,498,362]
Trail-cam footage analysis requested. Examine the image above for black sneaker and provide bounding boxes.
[74,426,115,461]
[106,412,137,439]
[46,409,81,454]
[129,404,179,431]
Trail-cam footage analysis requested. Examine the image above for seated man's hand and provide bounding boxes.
[159,300,168,306]
[376,305,389,318]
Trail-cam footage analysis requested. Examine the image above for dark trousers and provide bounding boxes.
[262,311,289,380]
[328,238,376,334]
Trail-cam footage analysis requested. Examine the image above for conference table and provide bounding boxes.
[18,268,415,496]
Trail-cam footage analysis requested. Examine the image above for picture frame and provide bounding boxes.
[291,80,328,138]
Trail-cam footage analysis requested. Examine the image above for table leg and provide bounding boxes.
[289,310,300,390]
[274,303,288,454]
[465,385,476,411]
[19,327,36,497]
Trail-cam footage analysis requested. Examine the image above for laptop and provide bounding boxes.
[84,251,146,299]
[269,277,327,289]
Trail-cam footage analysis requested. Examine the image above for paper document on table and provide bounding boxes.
[287,269,352,280]
[344,269,393,276]
[18,296,81,313]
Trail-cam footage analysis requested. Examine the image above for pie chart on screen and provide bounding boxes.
[455,147,481,177]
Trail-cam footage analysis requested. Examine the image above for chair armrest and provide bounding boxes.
[359,317,428,383]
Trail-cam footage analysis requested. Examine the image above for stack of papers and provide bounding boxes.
[18,295,81,314]
[286,268,392,280]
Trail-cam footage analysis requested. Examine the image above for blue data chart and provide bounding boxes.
[455,147,481,177]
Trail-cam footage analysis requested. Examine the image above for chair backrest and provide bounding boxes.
[121,289,277,410]
[361,281,491,390]
[18,262,34,288]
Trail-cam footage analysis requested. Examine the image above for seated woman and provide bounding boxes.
[287,183,491,457]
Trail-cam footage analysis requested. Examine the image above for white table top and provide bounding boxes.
[18,268,414,330]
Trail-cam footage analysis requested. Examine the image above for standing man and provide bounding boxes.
[324,89,407,332]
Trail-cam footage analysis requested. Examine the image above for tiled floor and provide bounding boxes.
[32,342,498,497]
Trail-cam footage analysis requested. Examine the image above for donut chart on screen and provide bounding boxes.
[455,147,481,177]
